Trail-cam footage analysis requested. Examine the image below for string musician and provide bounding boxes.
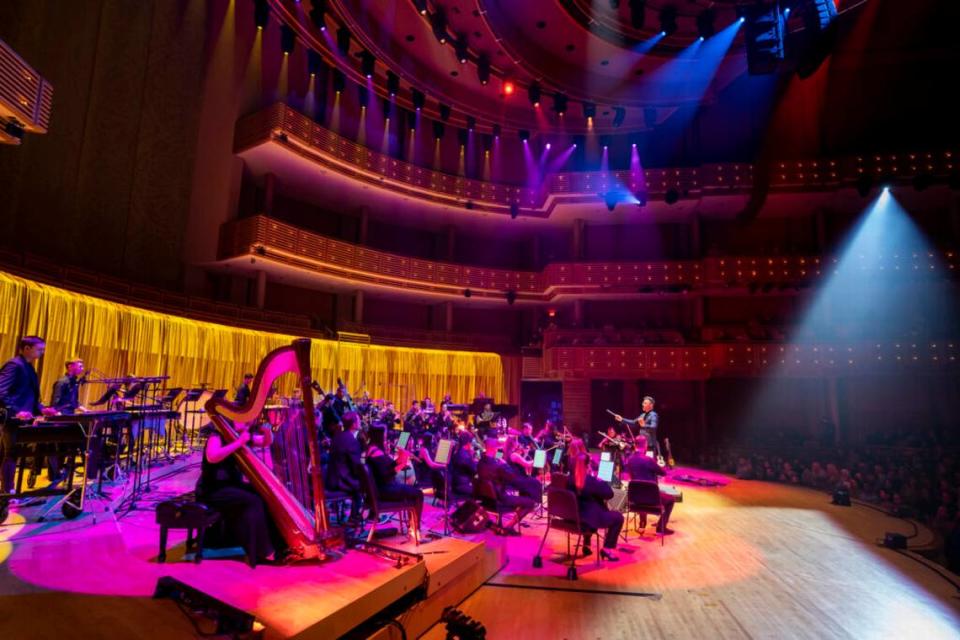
[623,434,675,535]
[561,438,622,561]
[503,435,534,478]
[197,412,284,566]
[364,425,424,538]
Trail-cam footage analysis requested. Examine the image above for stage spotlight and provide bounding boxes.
[439,103,451,121]
[696,9,715,39]
[332,68,346,93]
[466,116,476,130]
[457,128,468,146]
[309,0,327,30]
[455,36,469,64]
[412,88,425,111]
[431,10,448,44]
[336,27,351,55]
[503,80,515,96]
[433,121,445,139]
[492,124,501,138]
[481,134,492,151]
[386,71,400,96]
[254,0,269,29]
[477,56,490,85]
[280,25,296,55]
[413,0,428,15]
[510,202,520,219]
[659,6,678,36]
[408,111,417,130]
[582,102,596,119]
[307,50,323,76]
[360,50,375,78]
[742,4,786,74]
[612,106,626,128]
[664,188,679,205]
[518,129,530,141]
[357,85,369,107]
[528,83,541,108]
[629,0,646,30]
[382,99,392,119]
[552,92,568,115]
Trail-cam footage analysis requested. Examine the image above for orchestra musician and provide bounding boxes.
[565,438,622,561]
[325,411,365,523]
[365,425,424,538]
[0,336,58,498]
[623,434,675,535]
[196,409,284,566]
[475,402,496,438]
[503,435,534,477]
[381,401,400,429]
[612,396,662,460]
[403,400,422,433]
[234,373,254,405]
[51,358,86,415]
[477,438,537,533]
[518,422,536,450]
[450,432,478,496]
[320,392,343,437]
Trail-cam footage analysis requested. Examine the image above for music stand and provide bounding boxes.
[428,438,456,537]
[91,385,119,407]
[182,389,204,451]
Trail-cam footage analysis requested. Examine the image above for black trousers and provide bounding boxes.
[199,484,281,563]
[656,493,676,531]
[584,510,625,549]
[0,423,20,494]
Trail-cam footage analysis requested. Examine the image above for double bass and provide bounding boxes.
[205,339,343,561]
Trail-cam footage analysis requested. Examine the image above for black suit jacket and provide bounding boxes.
[325,430,363,492]
[234,383,251,405]
[0,355,43,417]
[574,475,615,530]
[624,452,665,483]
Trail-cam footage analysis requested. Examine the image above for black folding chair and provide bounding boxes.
[473,478,516,531]
[532,486,598,580]
[626,480,665,546]
[358,465,419,544]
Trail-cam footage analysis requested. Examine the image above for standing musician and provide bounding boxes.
[51,358,87,415]
[0,337,58,497]
[623,435,675,535]
[197,418,283,566]
[234,373,254,405]
[612,396,662,461]
[320,392,344,438]
[564,438,623,561]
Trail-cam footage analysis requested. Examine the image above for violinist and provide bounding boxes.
[565,438,622,561]
[518,422,536,450]
[365,425,424,537]
[503,435,534,477]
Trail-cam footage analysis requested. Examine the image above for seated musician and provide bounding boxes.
[365,425,424,536]
[451,432,478,496]
[381,401,400,430]
[197,417,284,565]
[517,422,536,450]
[403,400,422,434]
[477,438,536,534]
[503,435,534,478]
[324,411,365,523]
[566,438,623,561]
[623,434,675,535]
[0,336,58,498]
[409,432,446,489]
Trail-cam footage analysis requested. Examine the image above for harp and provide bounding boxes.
[204,338,342,560]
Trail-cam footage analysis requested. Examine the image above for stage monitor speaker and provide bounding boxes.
[153,576,258,636]
[883,532,907,550]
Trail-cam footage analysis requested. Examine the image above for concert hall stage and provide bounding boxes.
[2,460,960,639]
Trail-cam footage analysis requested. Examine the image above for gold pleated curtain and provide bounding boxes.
[0,271,505,407]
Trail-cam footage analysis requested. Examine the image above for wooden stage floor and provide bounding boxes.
[1,459,959,639]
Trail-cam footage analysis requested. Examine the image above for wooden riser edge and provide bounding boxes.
[365,543,507,640]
